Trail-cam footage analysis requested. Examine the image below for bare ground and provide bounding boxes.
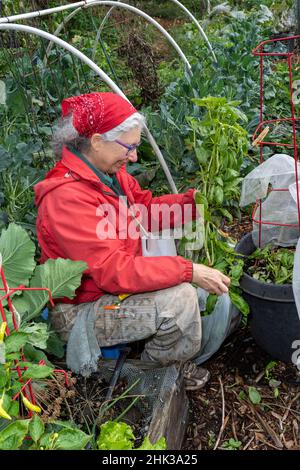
[183,325,300,451]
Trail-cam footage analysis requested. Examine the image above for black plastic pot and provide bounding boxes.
[235,233,300,363]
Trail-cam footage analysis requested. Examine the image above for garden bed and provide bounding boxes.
[47,358,189,450]
[183,220,300,451]
[183,326,300,451]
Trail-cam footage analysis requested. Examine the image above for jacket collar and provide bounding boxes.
[61,145,126,194]
[61,145,104,183]
[60,146,131,202]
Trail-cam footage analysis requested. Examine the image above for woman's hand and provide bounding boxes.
[192,263,231,296]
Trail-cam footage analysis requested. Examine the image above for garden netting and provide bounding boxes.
[240,153,300,320]
[96,359,180,429]
[240,153,300,247]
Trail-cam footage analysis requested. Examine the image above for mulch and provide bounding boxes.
[183,213,300,451]
[222,214,253,241]
[183,326,300,451]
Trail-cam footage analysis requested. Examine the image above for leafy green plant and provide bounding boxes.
[97,420,166,450]
[0,222,86,412]
[187,96,248,223]
[247,244,295,284]
[179,97,250,317]
[248,386,261,405]
[193,234,249,317]
[0,318,54,424]
[145,4,291,194]
[0,223,90,447]
[265,361,281,398]
[221,438,242,450]
[0,223,87,324]
[0,415,92,450]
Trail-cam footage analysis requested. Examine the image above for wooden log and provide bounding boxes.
[147,368,189,450]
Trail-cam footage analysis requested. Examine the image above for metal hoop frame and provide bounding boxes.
[0,22,178,192]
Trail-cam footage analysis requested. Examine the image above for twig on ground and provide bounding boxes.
[214,376,228,450]
[256,434,283,450]
[243,435,254,450]
[254,370,265,384]
[247,401,283,449]
[231,412,238,442]
[282,392,300,423]
[293,419,299,447]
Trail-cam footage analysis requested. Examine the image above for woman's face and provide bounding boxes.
[86,127,141,174]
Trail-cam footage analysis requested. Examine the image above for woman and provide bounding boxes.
[35,92,230,389]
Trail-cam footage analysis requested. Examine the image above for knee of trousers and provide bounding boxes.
[177,282,198,300]
[170,283,201,330]
[176,282,200,312]
[155,282,201,332]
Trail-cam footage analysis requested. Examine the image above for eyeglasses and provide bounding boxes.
[115,139,141,156]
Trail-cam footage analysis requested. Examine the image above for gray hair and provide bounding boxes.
[51,112,146,159]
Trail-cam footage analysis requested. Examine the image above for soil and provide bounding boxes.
[222,213,253,241]
[183,326,300,450]
[183,214,300,450]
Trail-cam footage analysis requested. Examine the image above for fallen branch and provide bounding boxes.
[231,412,238,442]
[247,401,283,449]
[214,376,228,450]
[243,435,254,450]
[256,434,283,450]
[282,392,300,423]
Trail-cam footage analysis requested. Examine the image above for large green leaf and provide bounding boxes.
[29,415,45,444]
[0,420,30,450]
[229,291,250,316]
[20,322,49,349]
[97,421,135,450]
[23,343,53,366]
[5,331,28,354]
[0,223,36,288]
[14,258,87,321]
[55,429,92,450]
[23,363,53,379]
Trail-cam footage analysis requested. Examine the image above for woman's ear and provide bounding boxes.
[90,133,103,152]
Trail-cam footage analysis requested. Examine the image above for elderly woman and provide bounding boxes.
[35,92,230,390]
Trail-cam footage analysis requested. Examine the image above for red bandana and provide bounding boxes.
[61,92,137,137]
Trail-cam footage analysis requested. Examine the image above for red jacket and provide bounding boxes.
[35,147,197,304]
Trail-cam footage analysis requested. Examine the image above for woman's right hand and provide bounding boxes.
[192,263,231,296]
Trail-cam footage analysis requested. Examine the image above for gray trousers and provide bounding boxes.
[50,283,202,366]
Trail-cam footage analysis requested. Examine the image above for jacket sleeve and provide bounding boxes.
[126,173,198,232]
[45,186,193,295]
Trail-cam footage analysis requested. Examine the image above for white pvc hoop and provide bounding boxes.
[0,22,178,193]
[43,1,192,75]
[0,2,86,23]
[90,0,216,63]
[0,0,216,63]
[91,4,117,61]
[170,0,216,62]
[1,1,192,74]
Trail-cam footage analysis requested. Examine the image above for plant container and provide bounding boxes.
[235,233,300,363]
